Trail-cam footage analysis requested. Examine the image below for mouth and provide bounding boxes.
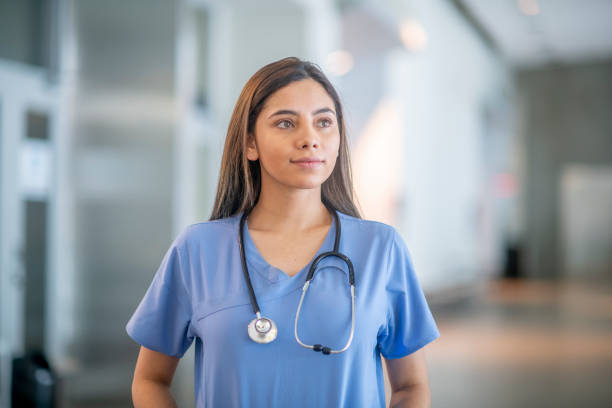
[291,158,325,168]
[291,157,324,164]
[292,160,324,163]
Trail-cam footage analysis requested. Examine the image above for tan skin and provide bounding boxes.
[131,78,431,407]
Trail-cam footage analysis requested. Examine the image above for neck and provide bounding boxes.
[247,190,331,234]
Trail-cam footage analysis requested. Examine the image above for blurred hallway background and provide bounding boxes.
[1,0,611,407]
[428,279,612,408]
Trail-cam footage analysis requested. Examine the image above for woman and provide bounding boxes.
[127,56,439,407]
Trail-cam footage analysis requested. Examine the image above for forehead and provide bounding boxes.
[260,79,335,113]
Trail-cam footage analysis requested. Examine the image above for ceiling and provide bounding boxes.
[460,0,612,68]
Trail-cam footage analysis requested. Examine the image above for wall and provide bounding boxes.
[339,0,517,291]
[518,60,612,279]
[61,0,179,404]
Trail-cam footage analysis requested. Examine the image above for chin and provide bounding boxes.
[287,178,326,190]
[293,182,323,190]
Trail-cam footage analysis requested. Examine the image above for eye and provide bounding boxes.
[276,119,294,129]
[318,118,333,128]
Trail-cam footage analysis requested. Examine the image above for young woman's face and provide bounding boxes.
[247,78,341,192]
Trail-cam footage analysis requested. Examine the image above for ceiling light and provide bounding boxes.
[399,19,428,52]
[324,50,354,76]
[518,0,540,16]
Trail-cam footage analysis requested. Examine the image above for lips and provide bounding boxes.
[291,157,324,169]
[291,157,324,163]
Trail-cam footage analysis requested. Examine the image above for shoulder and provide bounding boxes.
[336,211,399,245]
[171,214,240,249]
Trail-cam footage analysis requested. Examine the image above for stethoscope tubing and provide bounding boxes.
[238,205,261,316]
[238,203,355,354]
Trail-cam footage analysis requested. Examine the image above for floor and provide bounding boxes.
[426,278,612,408]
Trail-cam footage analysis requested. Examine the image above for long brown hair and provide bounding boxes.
[209,56,362,221]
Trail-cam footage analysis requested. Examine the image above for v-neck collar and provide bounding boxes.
[236,211,337,285]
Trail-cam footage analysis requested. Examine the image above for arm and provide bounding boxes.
[132,346,180,407]
[384,348,431,408]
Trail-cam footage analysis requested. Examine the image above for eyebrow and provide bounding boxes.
[267,107,335,119]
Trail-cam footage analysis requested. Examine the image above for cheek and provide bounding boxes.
[258,143,287,170]
[270,143,288,159]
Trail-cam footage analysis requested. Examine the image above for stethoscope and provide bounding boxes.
[238,206,356,355]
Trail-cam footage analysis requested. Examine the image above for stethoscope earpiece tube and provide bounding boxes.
[294,273,356,355]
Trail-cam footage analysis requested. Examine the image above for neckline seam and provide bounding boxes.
[240,211,337,282]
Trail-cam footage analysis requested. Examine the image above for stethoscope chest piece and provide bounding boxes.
[248,315,278,344]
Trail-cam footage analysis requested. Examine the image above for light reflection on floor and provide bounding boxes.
[427,279,612,408]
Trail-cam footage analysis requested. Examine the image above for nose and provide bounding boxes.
[297,123,320,149]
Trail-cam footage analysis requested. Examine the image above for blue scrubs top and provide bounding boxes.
[126,210,439,407]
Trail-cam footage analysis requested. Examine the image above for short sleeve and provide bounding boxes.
[125,233,194,358]
[377,228,440,359]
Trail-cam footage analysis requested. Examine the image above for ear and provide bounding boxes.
[246,133,259,161]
